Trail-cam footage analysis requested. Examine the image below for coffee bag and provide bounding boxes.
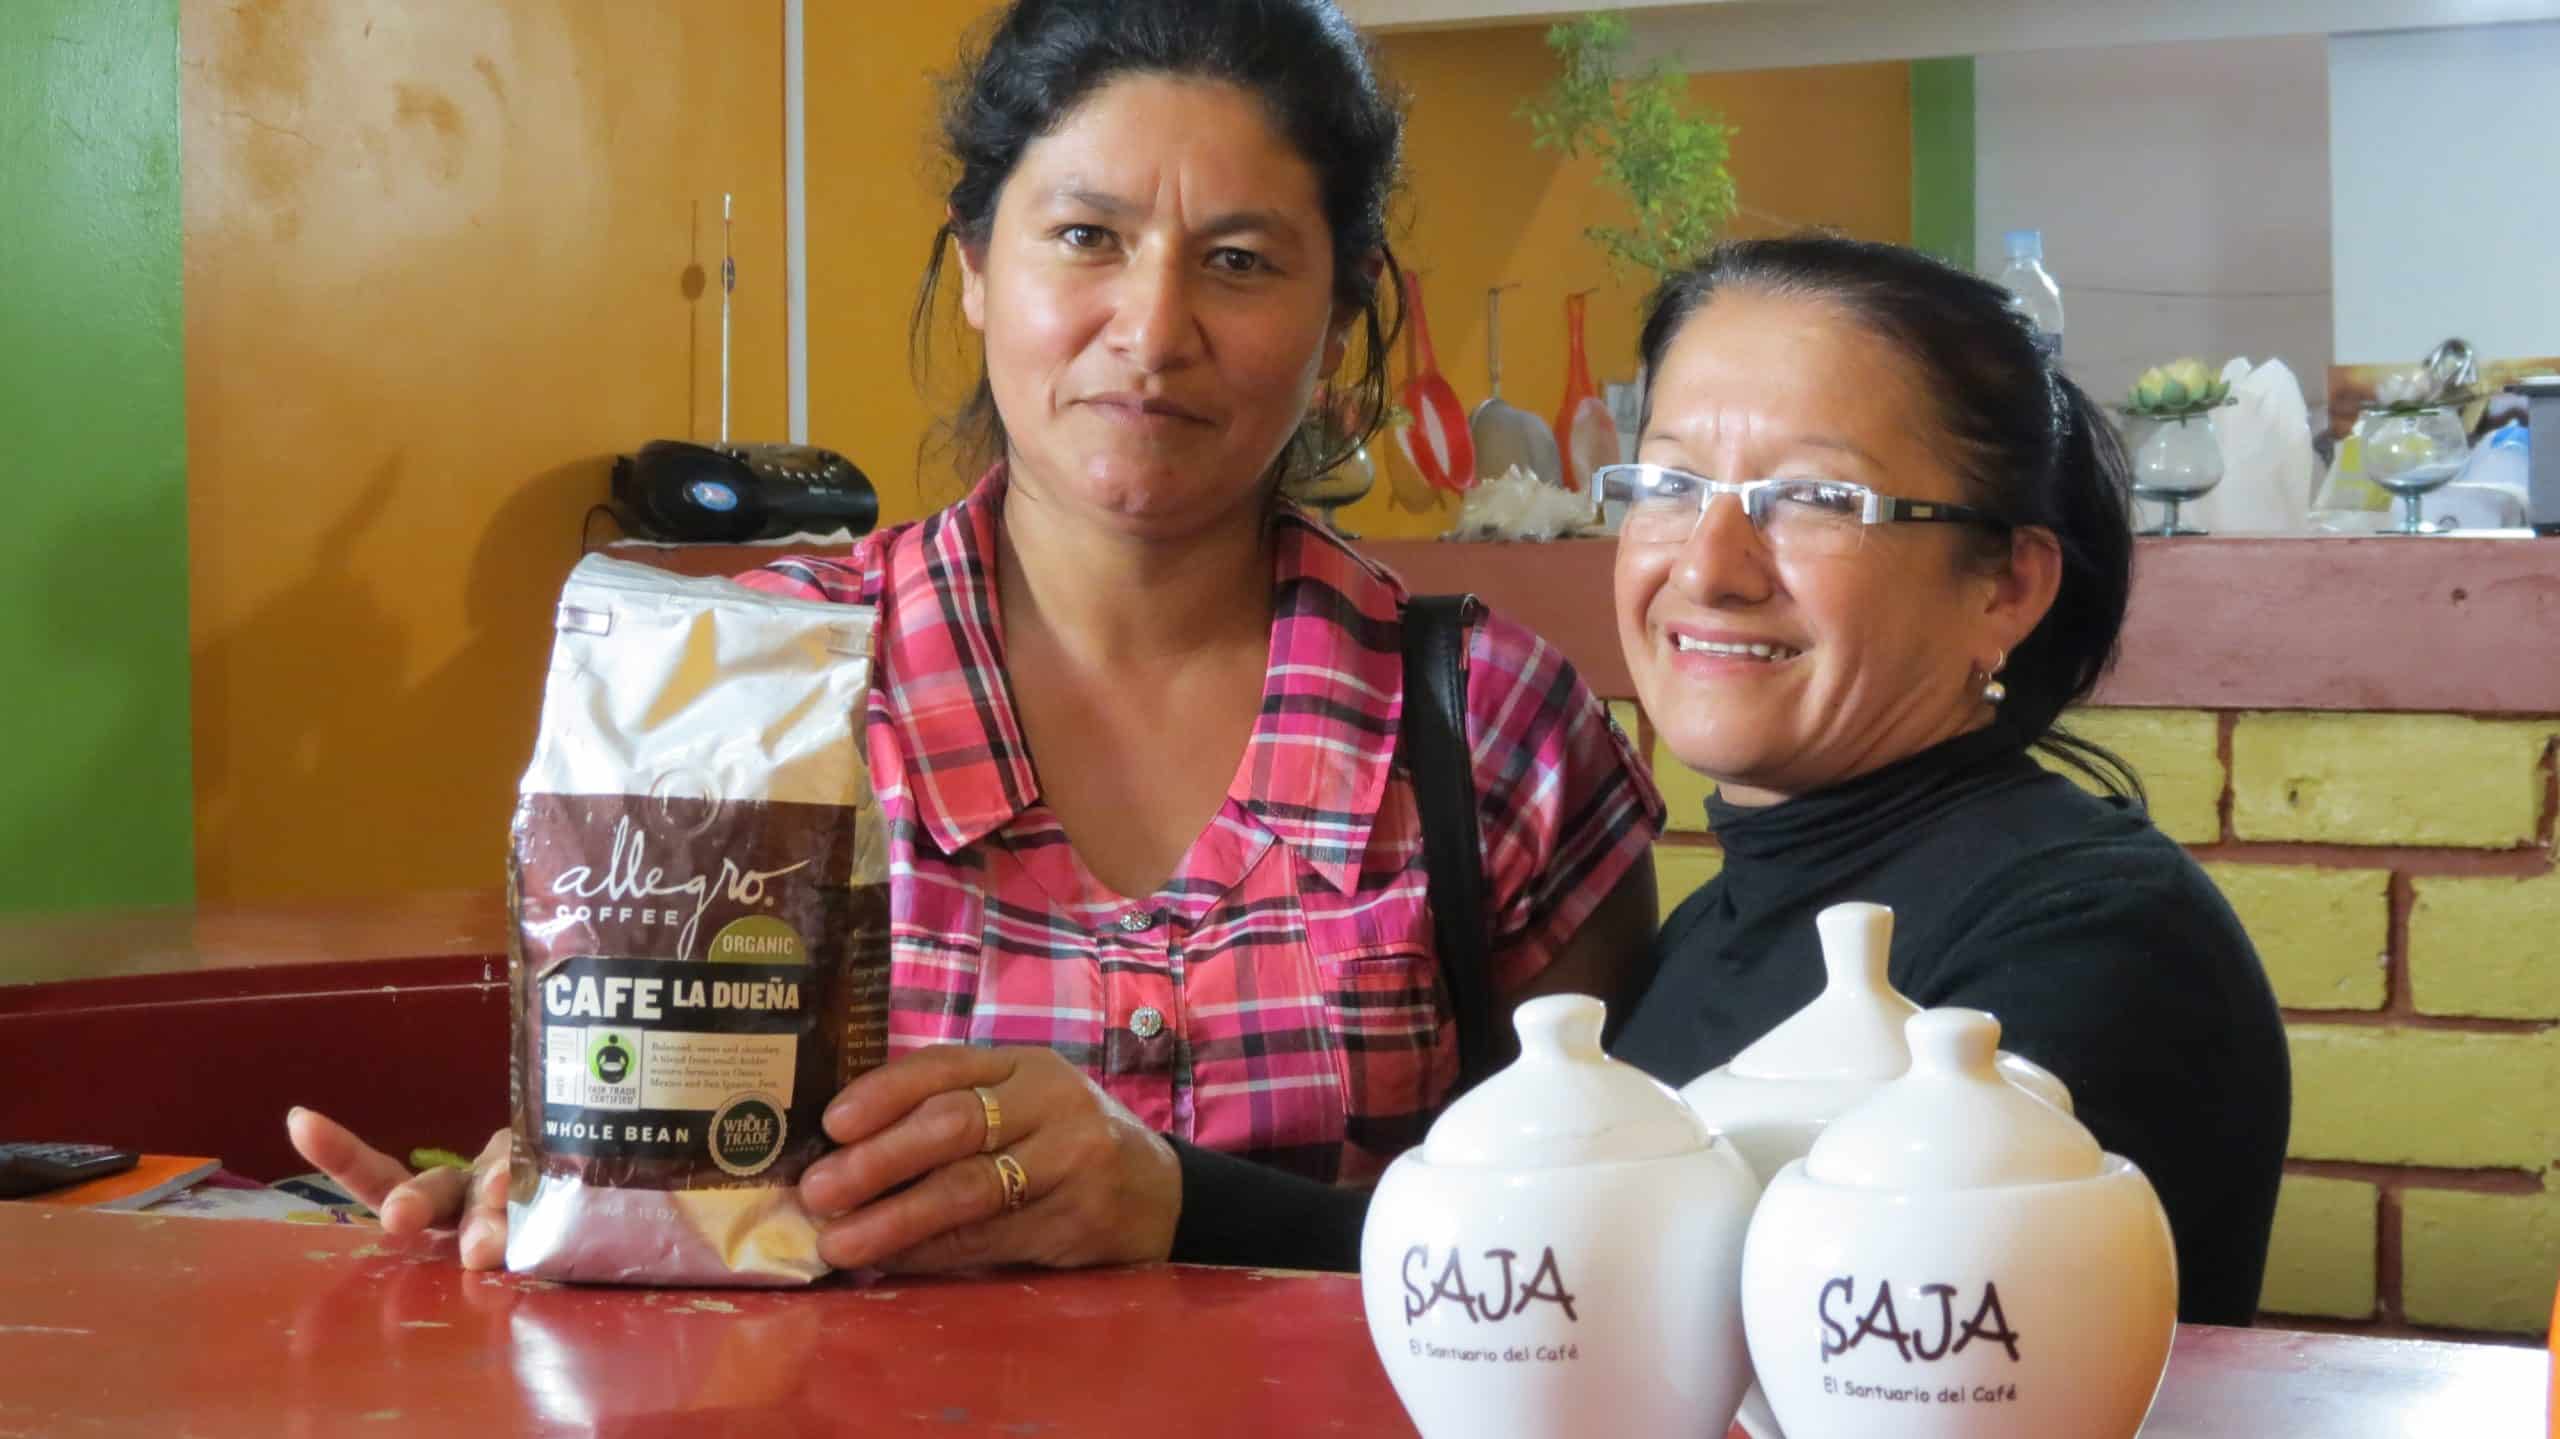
[506,555,887,1284]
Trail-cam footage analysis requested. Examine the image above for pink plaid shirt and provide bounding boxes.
[739,473,1661,1182]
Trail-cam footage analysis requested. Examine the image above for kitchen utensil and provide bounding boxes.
[1470,285,1561,487]
[1552,290,1616,495]
[1384,427,1443,512]
[721,193,736,445]
[1399,272,1475,493]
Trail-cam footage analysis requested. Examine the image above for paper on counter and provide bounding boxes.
[2188,358,2316,533]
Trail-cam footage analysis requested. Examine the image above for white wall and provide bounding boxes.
[2329,21,2560,364]
[1615,0,2560,74]
[1974,35,2335,413]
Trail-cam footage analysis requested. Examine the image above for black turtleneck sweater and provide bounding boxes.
[1613,726,2290,1327]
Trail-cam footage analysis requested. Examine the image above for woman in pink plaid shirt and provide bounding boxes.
[291,0,1661,1275]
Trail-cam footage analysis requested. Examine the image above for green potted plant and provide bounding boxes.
[2121,357,2233,422]
[1516,13,1737,486]
[1516,13,1738,280]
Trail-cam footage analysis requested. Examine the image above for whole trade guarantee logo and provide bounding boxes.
[709,1092,788,1177]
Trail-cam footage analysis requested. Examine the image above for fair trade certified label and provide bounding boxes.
[536,956,807,1162]
[583,1027,644,1110]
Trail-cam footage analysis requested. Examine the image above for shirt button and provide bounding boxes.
[1115,909,1155,934]
[1129,1006,1166,1039]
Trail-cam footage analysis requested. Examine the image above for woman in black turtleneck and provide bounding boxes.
[1599,236,2289,1328]
[1072,240,2287,1328]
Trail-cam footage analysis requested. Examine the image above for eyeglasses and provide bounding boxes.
[1594,463,2009,557]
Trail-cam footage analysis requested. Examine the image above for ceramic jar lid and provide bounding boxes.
[1726,902,1914,1081]
[1680,902,1918,1140]
[1683,901,2076,1124]
[1422,994,1711,1169]
[1804,1009,2103,1190]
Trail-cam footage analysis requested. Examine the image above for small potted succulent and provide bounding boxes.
[2117,357,2236,537]
[2123,357,2234,422]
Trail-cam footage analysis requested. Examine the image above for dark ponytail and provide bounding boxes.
[1635,233,2144,802]
[2021,378,2141,798]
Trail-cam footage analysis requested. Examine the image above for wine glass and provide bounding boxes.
[1282,385,1379,536]
[2357,405,2469,534]
[2127,412,2224,536]
[1291,443,1376,536]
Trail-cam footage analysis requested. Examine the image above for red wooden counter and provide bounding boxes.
[0,890,510,1180]
[0,1204,2544,1438]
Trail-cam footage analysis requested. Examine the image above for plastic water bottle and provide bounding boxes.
[1997,229,2065,361]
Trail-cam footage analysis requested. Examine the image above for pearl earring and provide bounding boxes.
[1978,648,2008,706]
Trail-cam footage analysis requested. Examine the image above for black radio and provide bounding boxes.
[609,194,881,545]
[610,439,879,544]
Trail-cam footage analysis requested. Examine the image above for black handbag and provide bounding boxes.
[1399,593,1496,1093]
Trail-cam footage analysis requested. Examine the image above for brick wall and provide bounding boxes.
[1640,704,2560,1342]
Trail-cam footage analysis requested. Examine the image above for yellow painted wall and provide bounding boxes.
[1337,30,1914,538]
[184,0,787,901]
[803,0,1004,523]
[179,2,1912,903]
[802,14,1914,538]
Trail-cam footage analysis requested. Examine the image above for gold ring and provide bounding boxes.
[973,1085,1003,1153]
[990,1152,1029,1213]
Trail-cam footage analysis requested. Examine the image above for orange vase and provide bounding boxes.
[1553,290,1618,494]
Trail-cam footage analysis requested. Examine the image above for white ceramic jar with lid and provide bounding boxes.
[1679,902,2071,1439]
[1681,902,2072,1184]
[1361,994,1762,1439]
[1739,1008,2178,1439]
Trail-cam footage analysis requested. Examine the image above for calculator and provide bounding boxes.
[0,1143,141,1199]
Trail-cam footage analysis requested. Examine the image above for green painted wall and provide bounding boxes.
[0,0,194,914]
[1910,57,1977,270]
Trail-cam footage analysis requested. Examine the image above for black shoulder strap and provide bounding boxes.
[1400,593,1495,1094]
